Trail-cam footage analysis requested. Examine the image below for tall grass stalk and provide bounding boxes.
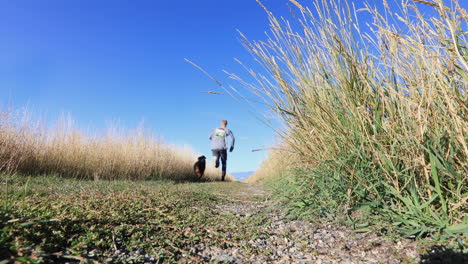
[239,0,466,235]
[0,109,226,181]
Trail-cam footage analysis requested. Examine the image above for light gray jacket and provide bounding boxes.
[209,127,235,150]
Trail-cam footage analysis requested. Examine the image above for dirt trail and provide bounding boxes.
[190,182,431,264]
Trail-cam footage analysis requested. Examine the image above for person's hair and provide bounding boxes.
[221,120,228,127]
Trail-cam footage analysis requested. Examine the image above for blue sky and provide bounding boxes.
[0,0,449,174]
[0,0,296,173]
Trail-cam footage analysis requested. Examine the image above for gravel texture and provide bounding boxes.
[183,184,464,264]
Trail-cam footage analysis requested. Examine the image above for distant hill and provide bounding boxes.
[230,171,254,181]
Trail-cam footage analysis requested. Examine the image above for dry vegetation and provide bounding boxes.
[0,109,229,181]
[239,0,467,236]
[245,146,296,183]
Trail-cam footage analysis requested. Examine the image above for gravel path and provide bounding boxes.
[187,183,434,264]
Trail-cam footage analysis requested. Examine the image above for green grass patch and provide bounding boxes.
[0,175,268,263]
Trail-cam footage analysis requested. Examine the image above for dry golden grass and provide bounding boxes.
[230,0,466,230]
[0,109,231,181]
[245,146,296,183]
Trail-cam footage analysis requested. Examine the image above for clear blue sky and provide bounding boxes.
[0,0,445,173]
[0,0,297,173]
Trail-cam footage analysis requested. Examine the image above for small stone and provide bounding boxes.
[213,254,235,263]
[189,247,196,255]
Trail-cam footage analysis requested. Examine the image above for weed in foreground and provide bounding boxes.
[238,0,467,238]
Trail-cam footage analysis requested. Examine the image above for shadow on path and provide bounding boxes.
[419,245,467,264]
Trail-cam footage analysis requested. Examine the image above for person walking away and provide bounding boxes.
[209,120,235,181]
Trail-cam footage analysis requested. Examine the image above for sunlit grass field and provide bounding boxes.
[0,109,231,182]
[0,109,236,262]
[244,146,295,183]
[240,0,467,237]
[0,176,256,263]
[0,107,237,263]
[0,0,466,262]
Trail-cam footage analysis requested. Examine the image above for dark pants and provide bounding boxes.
[212,149,227,181]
